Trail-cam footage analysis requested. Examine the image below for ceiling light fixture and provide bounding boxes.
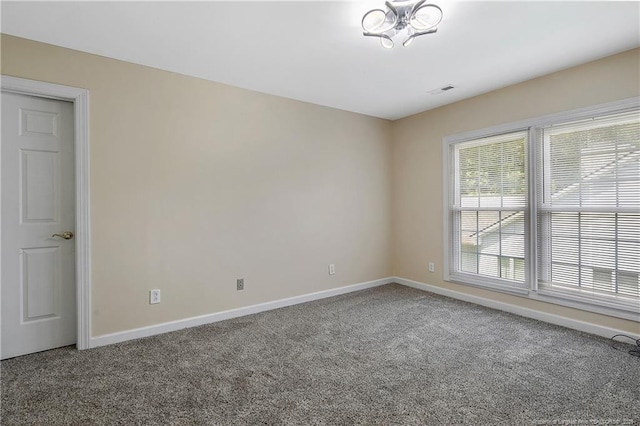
[362,0,443,49]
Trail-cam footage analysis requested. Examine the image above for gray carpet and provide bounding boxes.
[1,283,639,425]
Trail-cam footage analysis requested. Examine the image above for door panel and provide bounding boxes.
[1,92,76,359]
[22,246,60,320]
[20,108,59,137]
[22,149,59,222]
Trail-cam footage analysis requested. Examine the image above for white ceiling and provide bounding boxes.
[2,1,639,120]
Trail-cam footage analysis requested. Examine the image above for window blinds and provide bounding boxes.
[453,132,527,285]
[537,112,640,302]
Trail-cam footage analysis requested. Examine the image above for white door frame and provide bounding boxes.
[1,75,91,351]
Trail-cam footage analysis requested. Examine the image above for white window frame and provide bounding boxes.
[443,97,640,321]
[445,130,531,296]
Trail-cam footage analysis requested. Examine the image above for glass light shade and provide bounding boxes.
[362,9,386,32]
[362,1,442,48]
[380,36,394,49]
[362,8,398,34]
[403,27,415,47]
[410,4,443,30]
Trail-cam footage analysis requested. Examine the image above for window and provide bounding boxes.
[450,132,528,291]
[444,100,640,317]
[537,112,639,311]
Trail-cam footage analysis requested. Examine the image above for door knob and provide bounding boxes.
[52,231,74,240]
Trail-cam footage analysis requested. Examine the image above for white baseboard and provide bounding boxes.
[394,277,640,341]
[90,276,637,349]
[90,277,394,348]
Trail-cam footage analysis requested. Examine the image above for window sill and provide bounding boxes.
[445,273,639,322]
[532,288,640,322]
[446,272,530,297]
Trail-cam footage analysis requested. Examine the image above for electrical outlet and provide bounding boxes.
[329,264,335,275]
[237,278,244,291]
[150,289,161,304]
[428,262,435,273]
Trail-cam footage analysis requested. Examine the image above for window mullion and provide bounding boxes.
[498,211,502,278]
[528,127,538,291]
[476,146,480,276]
[476,211,479,275]
[578,212,582,289]
[615,212,619,294]
[614,138,620,295]
[499,143,504,279]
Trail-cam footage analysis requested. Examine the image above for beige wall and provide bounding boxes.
[1,34,392,336]
[2,34,638,338]
[391,48,640,334]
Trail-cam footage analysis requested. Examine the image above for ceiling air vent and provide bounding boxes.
[428,84,456,95]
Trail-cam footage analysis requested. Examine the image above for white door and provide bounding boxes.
[1,92,76,359]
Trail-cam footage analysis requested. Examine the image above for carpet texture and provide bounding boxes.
[1,284,639,425]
